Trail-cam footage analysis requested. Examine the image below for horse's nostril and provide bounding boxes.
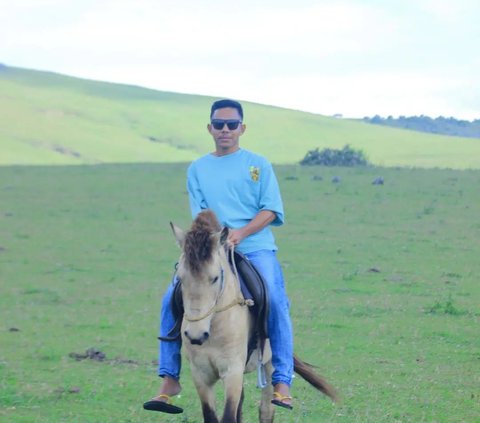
[203,332,210,339]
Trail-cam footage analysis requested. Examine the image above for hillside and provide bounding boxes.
[2,65,480,168]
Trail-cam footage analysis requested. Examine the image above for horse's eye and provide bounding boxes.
[212,276,219,284]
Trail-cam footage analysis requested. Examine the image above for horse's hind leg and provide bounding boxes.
[259,361,275,423]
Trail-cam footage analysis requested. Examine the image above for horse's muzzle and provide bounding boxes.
[184,330,210,345]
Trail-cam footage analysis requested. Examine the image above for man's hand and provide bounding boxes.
[227,228,246,247]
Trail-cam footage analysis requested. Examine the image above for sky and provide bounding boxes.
[1,0,479,120]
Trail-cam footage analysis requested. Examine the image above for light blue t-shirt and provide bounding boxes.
[187,148,284,254]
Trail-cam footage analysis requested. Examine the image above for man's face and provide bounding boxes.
[207,107,246,155]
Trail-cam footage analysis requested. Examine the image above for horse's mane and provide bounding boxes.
[184,210,222,275]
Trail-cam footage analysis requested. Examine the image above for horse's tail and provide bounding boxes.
[293,354,338,402]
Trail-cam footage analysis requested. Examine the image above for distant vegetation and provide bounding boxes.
[363,115,480,138]
[300,145,368,166]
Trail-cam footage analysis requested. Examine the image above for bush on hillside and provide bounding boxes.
[300,144,369,166]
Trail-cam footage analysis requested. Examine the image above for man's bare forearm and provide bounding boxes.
[241,210,276,237]
[228,210,276,246]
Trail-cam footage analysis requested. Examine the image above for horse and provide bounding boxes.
[170,209,337,423]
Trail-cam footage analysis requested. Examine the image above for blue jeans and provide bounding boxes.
[158,250,294,386]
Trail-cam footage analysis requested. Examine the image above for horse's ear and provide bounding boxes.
[170,222,185,248]
[220,226,229,246]
[211,226,229,247]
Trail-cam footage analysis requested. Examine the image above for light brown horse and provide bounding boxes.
[171,209,337,423]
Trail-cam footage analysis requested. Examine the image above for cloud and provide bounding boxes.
[418,0,479,23]
[1,0,478,119]
[232,69,475,119]
[3,1,392,57]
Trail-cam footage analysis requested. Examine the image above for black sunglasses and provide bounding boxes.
[211,119,242,131]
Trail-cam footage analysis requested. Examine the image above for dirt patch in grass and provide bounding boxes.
[69,347,140,365]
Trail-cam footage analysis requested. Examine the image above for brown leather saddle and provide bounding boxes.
[159,251,269,345]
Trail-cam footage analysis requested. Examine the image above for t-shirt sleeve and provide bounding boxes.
[259,162,285,226]
[187,164,207,219]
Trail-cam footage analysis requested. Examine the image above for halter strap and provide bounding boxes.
[184,296,253,322]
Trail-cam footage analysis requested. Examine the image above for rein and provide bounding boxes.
[183,247,253,323]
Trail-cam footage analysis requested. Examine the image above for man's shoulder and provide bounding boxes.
[188,153,213,170]
[240,149,272,167]
[194,153,214,162]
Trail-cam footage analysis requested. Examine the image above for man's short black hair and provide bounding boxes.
[210,99,243,120]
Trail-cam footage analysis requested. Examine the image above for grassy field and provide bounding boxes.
[1,163,479,422]
[2,65,480,169]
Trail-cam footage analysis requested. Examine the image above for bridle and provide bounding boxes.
[183,247,253,323]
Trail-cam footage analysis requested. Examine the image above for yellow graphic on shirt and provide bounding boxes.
[249,166,260,182]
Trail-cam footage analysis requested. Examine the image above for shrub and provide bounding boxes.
[300,145,368,166]
[426,296,466,316]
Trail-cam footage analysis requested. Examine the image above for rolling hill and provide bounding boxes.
[1,65,480,168]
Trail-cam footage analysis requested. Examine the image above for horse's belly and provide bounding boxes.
[245,339,272,373]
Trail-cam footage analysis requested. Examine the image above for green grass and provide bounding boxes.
[1,163,479,422]
[2,65,480,168]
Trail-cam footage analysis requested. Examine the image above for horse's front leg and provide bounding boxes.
[191,374,219,423]
[221,370,245,423]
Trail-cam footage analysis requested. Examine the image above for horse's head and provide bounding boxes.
[171,210,229,346]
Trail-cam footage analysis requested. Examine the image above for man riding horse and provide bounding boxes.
[145,98,296,413]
